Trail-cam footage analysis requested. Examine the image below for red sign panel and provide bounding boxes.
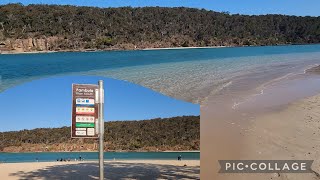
[71,84,99,138]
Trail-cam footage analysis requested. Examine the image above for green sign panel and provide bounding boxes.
[76,123,95,128]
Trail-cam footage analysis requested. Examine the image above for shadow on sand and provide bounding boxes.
[9,162,200,180]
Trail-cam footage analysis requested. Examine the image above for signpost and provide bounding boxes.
[72,81,105,180]
[71,84,99,138]
[98,80,105,180]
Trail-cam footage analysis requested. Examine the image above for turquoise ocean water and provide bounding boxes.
[0,152,199,163]
[1,44,320,104]
[1,45,320,162]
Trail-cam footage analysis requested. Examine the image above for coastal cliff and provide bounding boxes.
[0,37,57,53]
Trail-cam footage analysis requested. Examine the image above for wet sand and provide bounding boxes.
[305,64,320,74]
[0,160,200,180]
[201,94,320,179]
[201,69,320,179]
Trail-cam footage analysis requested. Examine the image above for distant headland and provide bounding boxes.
[0,4,319,54]
[0,116,200,152]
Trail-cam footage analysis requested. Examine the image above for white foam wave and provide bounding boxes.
[304,63,319,74]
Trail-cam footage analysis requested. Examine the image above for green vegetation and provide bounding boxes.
[0,3,319,51]
[0,116,200,152]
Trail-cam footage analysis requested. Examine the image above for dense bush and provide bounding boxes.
[0,3,319,50]
[0,116,200,151]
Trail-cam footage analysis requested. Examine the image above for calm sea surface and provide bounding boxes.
[1,44,320,104]
[0,152,199,163]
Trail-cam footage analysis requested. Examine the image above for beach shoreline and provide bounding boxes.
[201,67,320,180]
[142,46,227,50]
[202,94,320,179]
[0,160,200,179]
[0,150,200,153]
[1,43,318,55]
[0,50,58,55]
[0,45,227,55]
[237,94,320,180]
[0,46,224,55]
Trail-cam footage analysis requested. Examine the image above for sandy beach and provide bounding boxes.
[143,46,227,50]
[238,95,320,180]
[201,93,320,180]
[0,46,227,55]
[0,50,57,55]
[0,160,200,180]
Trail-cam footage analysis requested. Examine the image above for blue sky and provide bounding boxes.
[0,0,319,16]
[0,76,199,132]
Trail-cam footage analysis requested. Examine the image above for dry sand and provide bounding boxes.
[0,50,57,54]
[201,94,320,180]
[0,160,199,180]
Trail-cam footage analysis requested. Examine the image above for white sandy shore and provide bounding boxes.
[0,160,199,180]
[0,45,227,54]
[143,46,227,50]
[237,95,320,180]
[202,94,320,180]
[0,50,57,55]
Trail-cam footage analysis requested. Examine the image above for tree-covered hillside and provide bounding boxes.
[0,3,319,52]
[0,116,200,152]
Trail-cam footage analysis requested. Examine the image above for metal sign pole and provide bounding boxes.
[98,80,104,180]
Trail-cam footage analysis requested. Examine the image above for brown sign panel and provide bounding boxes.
[71,84,99,138]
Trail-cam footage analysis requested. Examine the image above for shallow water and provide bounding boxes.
[0,152,199,163]
[1,44,320,104]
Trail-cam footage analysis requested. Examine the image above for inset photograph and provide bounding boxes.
[0,76,200,179]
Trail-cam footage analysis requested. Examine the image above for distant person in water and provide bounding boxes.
[178,155,182,161]
[79,155,82,161]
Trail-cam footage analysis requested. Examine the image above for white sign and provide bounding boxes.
[76,98,95,105]
[76,116,95,123]
[76,107,95,114]
[75,131,87,136]
[87,128,95,136]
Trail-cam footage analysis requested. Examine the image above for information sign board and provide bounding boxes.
[71,84,99,138]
